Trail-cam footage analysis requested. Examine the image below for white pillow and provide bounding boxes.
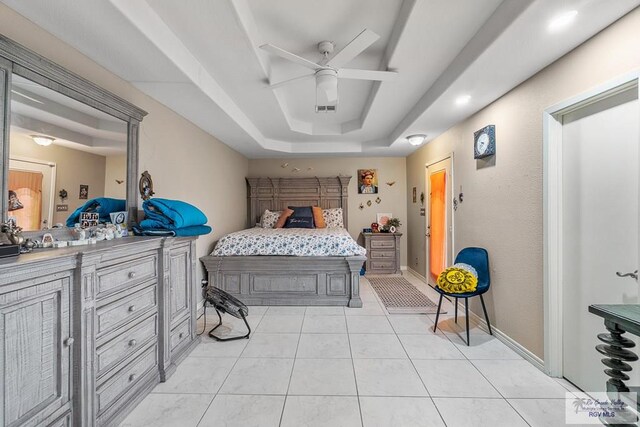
[260,209,281,228]
[322,208,344,228]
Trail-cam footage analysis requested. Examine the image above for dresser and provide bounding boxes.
[362,232,402,275]
[0,236,199,427]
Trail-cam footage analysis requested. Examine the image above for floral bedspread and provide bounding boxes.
[212,227,366,257]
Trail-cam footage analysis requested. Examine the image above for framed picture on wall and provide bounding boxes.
[79,184,89,199]
[358,169,378,194]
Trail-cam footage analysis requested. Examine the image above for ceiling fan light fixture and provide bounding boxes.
[406,134,427,146]
[31,135,55,146]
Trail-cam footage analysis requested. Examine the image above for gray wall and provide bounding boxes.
[406,7,640,359]
[249,157,408,267]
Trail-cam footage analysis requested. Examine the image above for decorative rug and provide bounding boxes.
[367,276,446,314]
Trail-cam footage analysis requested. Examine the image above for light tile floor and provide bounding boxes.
[121,273,577,427]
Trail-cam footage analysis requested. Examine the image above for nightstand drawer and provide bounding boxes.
[370,239,396,249]
[370,260,395,270]
[370,250,395,259]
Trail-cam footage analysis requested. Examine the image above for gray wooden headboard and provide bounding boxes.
[246,176,351,228]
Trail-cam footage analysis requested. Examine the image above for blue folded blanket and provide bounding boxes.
[66,198,126,227]
[139,198,208,230]
[132,225,212,237]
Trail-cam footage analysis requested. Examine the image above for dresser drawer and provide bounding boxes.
[96,343,158,415]
[97,254,157,298]
[97,284,157,336]
[96,313,158,377]
[370,260,396,270]
[170,316,192,355]
[370,239,396,249]
[370,250,395,259]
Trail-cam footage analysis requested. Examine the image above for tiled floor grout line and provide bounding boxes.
[390,308,449,427]
[383,273,528,426]
[345,306,366,427]
[277,316,303,427]
[192,313,266,427]
[435,312,536,427]
[143,285,565,426]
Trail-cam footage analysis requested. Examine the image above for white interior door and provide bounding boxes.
[9,157,56,228]
[426,157,453,286]
[561,86,639,392]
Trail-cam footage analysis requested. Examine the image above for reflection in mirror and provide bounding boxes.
[8,75,127,231]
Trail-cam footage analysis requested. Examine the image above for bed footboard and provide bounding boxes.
[200,255,365,307]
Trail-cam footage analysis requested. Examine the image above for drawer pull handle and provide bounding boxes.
[65,337,74,347]
[128,305,136,312]
[129,374,137,382]
[128,271,136,279]
[129,339,137,347]
[178,332,184,339]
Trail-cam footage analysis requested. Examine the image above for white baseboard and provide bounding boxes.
[401,265,408,271]
[407,267,427,283]
[405,270,546,372]
[457,300,546,372]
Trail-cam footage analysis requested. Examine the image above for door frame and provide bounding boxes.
[543,71,640,377]
[425,153,455,285]
[9,155,57,228]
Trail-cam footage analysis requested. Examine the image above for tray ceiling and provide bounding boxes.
[3,0,639,157]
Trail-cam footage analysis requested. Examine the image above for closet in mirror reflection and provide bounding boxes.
[7,74,128,230]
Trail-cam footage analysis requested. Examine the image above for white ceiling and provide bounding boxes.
[3,0,639,158]
[10,75,128,156]
[10,75,127,156]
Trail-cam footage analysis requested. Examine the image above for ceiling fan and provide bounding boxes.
[260,29,397,112]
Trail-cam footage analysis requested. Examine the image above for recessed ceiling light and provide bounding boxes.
[456,95,471,106]
[31,135,55,146]
[406,134,427,146]
[548,10,578,32]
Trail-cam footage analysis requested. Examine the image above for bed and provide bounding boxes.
[200,176,366,307]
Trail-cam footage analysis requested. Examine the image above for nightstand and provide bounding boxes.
[361,232,402,275]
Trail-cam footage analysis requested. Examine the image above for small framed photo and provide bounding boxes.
[79,184,89,199]
[376,213,392,227]
[80,212,99,228]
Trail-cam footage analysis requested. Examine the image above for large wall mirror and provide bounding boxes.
[0,35,147,232]
[9,75,128,230]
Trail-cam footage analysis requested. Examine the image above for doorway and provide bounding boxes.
[9,157,56,229]
[426,156,453,287]
[544,75,640,392]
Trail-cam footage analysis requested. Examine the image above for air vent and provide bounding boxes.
[315,105,337,113]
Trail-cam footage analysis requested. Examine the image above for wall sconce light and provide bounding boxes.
[31,135,55,146]
[406,134,426,146]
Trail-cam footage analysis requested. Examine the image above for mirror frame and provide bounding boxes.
[0,35,147,228]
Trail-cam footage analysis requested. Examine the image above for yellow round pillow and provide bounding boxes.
[437,264,478,293]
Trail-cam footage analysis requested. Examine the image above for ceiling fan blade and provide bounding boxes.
[269,74,314,89]
[260,44,320,70]
[326,29,379,69]
[338,68,398,81]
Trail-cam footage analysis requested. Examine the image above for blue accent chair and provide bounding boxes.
[432,247,492,345]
